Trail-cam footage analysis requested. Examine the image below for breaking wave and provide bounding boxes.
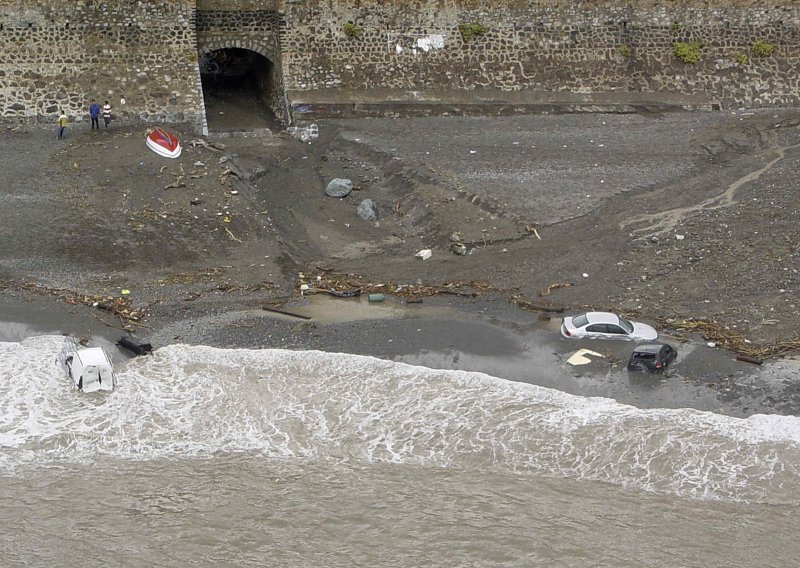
[1,336,799,503]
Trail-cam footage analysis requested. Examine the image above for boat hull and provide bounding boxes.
[146,127,182,159]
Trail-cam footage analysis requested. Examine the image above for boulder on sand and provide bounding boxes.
[325,178,353,198]
[357,199,378,221]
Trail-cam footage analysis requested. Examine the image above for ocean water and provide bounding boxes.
[1,336,798,567]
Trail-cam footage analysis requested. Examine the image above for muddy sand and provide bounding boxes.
[1,110,799,417]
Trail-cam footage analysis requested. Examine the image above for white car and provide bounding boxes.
[560,311,658,341]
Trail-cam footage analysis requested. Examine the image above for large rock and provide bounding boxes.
[325,178,353,198]
[357,199,378,221]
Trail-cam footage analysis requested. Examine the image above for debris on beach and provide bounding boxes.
[566,349,605,366]
[262,305,311,320]
[188,138,224,152]
[415,249,432,260]
[657,317,800,360]
[24,288,151,332]
[736,354,763,365]
[449,232,467,255]
[287,123,319,143]
[117,336,153,356]
[539,282,573,297]
[450,242,467,255]
[301,273,566,317]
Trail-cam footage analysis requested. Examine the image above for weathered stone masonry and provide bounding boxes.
[0,0,201,124]
[280,0,800,111]
[1,0,798,128]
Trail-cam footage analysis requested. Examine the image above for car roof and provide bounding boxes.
[632,343,668,353]
[583,312,620,325]
[75,347,112,366]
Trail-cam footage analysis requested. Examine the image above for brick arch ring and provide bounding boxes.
[198,40,278,64]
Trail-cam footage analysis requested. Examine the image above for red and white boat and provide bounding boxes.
[146,127,182,159]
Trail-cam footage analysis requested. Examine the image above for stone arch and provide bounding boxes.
[198,39,278,66]
[197,39,288,129]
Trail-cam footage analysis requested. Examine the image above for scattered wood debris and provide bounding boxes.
[658,317,800,359]
[539,282,573,297]
[188,139,224,152]
[19,282,148,330]
[303,273,565,313]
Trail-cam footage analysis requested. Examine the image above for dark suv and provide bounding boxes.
[627,343,677,373]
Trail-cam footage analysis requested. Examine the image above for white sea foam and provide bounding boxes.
[1,336,799,503]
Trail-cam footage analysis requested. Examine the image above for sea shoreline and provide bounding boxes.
[2,290,797,419]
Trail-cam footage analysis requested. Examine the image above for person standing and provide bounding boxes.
[89,99,101,130]
[102,100,112,128]
[57,111,68,139]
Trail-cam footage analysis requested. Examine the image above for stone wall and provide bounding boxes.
[0,0,798,129]
[0,0,201,124]
[279,0,800,110]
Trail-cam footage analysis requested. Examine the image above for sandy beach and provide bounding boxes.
[2,110,799,417]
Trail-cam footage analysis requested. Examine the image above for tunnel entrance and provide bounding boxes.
[200,48,280,132]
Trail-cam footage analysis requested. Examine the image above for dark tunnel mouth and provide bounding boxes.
[200,47,279,131]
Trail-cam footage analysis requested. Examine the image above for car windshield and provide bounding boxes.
[572,314,589,327]
[618,317,634,333]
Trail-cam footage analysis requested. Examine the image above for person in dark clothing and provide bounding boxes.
[89,99,101,130]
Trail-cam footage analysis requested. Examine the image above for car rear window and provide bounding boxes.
[572,314,589,327]
[618,317,634,333]
[632,353,656,361]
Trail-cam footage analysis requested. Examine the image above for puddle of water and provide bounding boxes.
[283,294,457,324]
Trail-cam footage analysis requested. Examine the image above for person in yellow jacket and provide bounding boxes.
[57,111,68,139]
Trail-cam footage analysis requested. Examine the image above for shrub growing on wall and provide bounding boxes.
[673,41,702,64]
[343,22,360,39]
[751,39,776,57]
[458,23,488,42]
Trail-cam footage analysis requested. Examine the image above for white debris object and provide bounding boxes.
[413,34,445,52]
[582,273,589,278]
[676,234,685,240]
[415,249,432,260]
[566,349,605,366]
[287,123,319,143]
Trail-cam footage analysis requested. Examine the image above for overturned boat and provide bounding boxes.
[146,126,182,159]
[58,338,117,393]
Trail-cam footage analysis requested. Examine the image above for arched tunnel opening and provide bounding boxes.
[200,48,280,132]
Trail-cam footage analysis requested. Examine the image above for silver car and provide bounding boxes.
[560,311,658,341]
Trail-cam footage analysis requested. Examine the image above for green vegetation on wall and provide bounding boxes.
[458,23,488,42]
[673,41,702,64]
[751,39,776,57]
[343,22,361,39]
